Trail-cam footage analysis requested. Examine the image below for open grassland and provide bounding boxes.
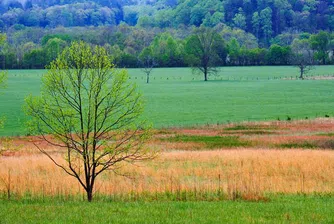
[0,66,334,136]
[0,119,333,223]
[0,119,333,200]
[1,196,334,224]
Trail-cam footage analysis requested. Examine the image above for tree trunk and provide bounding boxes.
[147,72,149,84]
[87,187,93,202]
[299,66,304,79]
[204,68,208,81]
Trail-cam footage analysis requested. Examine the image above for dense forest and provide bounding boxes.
[0,0,333,69]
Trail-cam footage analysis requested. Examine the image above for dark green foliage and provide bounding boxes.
[224,125,276,131]
[279,142,317,149]
[223,130,276,135]
[278,140,334,149]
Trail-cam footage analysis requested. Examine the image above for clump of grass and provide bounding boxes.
[278,142,317,149]
[222,130,277,135]
[153,130,175,135]
[224,125,276,131]
[317,132,334,137]
[161,135,251,148]
[278,140,334,149]
[317,140,334,149]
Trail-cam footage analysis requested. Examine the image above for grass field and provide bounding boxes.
[0,66,334,136]
[1,119,333,199]
[0,119,333,223]
[1,195,334,223]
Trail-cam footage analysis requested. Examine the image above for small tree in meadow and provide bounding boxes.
[185,27,225,81]
[139,46,157,84]
[291,39,314,79]
[25,42,155,202]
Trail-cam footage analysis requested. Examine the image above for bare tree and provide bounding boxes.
[25,42,155,202]
[138,47,157,84]
[291,39,314,79]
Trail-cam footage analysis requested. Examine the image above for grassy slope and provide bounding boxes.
[0,196,333,223]
[0,66,333,135]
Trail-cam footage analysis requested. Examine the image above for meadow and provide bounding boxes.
[0,66,334,136]
[1,196,334,223]
[0,119,334,222]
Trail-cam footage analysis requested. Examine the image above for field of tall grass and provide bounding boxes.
[0,118,333,201]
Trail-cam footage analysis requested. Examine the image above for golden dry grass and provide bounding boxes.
[0,118,333,199]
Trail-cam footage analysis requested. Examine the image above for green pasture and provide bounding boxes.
[0,195,333,223]
[0,66,334,136]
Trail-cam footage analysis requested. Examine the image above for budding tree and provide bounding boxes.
[185,27,226,81]
[25,42,155,202]
[290,38,314,79]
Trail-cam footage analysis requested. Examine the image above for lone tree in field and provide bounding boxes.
[138,46,157,84]
[290,39,314,79]
[185,27,226,81]
[25,41,155,202]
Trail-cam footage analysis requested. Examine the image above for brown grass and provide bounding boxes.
[0,118,333,200]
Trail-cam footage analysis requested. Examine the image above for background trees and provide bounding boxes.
[0,0,333,45]
[310,31,332,65]
[25,42,155,202]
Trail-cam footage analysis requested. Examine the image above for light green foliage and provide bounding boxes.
[147,33,183,67]
[0,71,6,90]
[310,31,332,64]
[0,33,6,46]
[25,41,153,201]
[44,38,67,64]
[228,38,241,65]
[220,27,258,49]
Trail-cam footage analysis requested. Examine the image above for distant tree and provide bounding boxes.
[310,31,331,65]
[233,8,246,30]
[25,42,155,202]
[149,33,183,67]
[227,38,241,65]
[23,48,47,69]
[139,46,157,84]
[290,38,314,79]
[44,38,67,64]
[202,12,224,27]
[252,12,260,38]
[185,27,225,81]
[260,7,273,46]
[266,44,291,65]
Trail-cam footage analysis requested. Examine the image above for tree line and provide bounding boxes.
[0,25,333,70]
[0,0,333,47]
